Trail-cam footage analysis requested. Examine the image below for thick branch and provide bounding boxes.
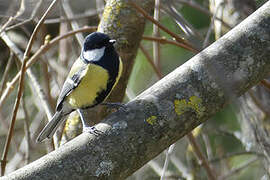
[4,1,270,180]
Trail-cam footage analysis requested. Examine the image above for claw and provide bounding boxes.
[83,126,103,136]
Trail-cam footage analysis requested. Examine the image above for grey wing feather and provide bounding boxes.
[56,68,85,111]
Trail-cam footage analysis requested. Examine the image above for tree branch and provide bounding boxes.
[3,1,270,180]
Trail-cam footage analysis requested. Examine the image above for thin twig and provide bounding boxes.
[129,1,199,53]
[202,133,214,160]
[40,59,55,110]
[148,160,174,177]
[21,96,31,165]
[44,8,104,24]
[187,133,217,180]
[248,90,270,117]
[1,32,55,151]
[0,0,60,175]
[163,0,203,43]
[260,79,270,92]
[96,0,104,20]
[0,26,97,108]
[219,157,258,180]
[170,154,193,180]
[62,0,84,46]
[139,44,163,79]
[0,0,25,34]
[153,0,161,73]
[175,0,232,29]
[0,52,14,96]
[161,144,175,180]
[142,35,194,50]
[209,151,263,163]
[5,0,43,31]
[203,2,222,48]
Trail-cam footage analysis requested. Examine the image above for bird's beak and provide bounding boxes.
[109,39,116,44]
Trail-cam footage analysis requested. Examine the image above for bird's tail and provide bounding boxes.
[36,111,64,143]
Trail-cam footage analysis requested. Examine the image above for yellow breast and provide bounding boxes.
[66,63,109,108]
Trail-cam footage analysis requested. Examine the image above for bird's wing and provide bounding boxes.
[56,59,86,111]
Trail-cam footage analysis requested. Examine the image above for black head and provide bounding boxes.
[81,32,116,62]
[83,32,115,51]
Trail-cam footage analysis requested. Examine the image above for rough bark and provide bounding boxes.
[2,1,270,180]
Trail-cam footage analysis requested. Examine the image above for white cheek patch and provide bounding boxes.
[83,46,105,61]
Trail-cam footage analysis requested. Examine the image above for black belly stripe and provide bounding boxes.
[82,46,120,109]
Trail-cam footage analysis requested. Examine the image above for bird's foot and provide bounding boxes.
[83,126,103,136]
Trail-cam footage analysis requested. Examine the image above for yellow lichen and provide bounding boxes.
[146,116,157,125]
[188,96,205,118]
[174,99,188,116]
[98,0,126,31]
[174,96,205,118]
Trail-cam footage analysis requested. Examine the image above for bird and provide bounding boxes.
[36,32,122,142]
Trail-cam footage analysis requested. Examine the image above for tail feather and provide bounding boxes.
[36,111,64,143]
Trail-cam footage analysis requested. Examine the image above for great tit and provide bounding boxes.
[36,32,122,142]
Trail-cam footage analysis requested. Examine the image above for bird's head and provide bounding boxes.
[81,32,116,62]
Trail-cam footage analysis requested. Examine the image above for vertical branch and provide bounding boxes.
[62,0,84,46]
[21,96,31,165]
[153,0,161,73]
[0,52,14,96]
[160,144,175,180]
[96,0,104,20]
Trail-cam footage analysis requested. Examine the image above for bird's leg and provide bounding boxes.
[100,102,127,110]
[77,109,102,136]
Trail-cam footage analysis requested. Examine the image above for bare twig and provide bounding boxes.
[175,0,232,29]
[170,154,193,180]
[248,90,270,117]
[1,32,55,151]
[142,35,195,50]
[21,96,31,165]
[209,151,263,163]
[130,1,199,53]
[139,44,163,79]
[62,0,84,46]
[148,160,174,177]
[96,0,104,19]
[161,144,175,180]
[260,79,270,92]
[163,0,203,46]
[219,157,258,180]
[203,2,222,48]
[187,133,217,180]
[153,0,161,73]
[0,0,60,175]
[202,133,214,160]
[0,52,14,96]
[0,26,97,109]
[44,8,104,24]
[5,0,43,31]
[0,0,25,34]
